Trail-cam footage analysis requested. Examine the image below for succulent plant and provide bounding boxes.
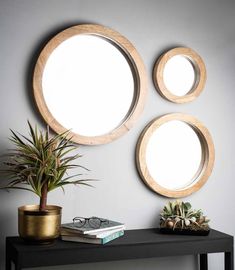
[160,200,210,231]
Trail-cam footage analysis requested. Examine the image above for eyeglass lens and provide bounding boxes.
[88,217,102,228]
[73,217,86,227]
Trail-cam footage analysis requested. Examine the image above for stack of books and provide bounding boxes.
[61,217,125,244]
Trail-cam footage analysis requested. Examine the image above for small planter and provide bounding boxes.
[159,201,210,237]
[1,122,91,246]
[18,205,62,243]
[159,227,210,236]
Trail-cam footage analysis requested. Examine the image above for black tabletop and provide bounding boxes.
[6,228,234,269]
[7,228,233,251]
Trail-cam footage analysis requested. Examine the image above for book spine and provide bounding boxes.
[102,230,124,244]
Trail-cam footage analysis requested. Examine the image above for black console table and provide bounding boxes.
[6,228,234,270]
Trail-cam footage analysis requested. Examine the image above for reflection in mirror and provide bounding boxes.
[146,120,202,190]
[153,47,206,103]
[163,56,195,96]
[42,35,134,137]
[33,24,147,145]
[136,113,215,198]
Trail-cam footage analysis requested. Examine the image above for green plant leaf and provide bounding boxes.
[184,202,191,210]
[0,122,92,205]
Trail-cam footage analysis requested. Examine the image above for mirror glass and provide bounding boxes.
[146,120,202,190]
[42,34,135,137]
[153,47,206,103]
[136,113,215,198]
[163,55,195,96]
[33,24,147,145]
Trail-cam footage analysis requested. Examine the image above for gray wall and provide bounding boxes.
[0,0,234,269]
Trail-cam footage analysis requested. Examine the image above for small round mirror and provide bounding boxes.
[153,47,206,103]
[163,55,195,96]
[33,24,147,145]
[136,113,215,198]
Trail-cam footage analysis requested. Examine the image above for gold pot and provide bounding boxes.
[18,205,62,243]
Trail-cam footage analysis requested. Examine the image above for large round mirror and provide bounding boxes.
[33,24,147,145]
[136,113,215,198]
[153,47,206,103]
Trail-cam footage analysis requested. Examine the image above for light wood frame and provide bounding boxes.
[136,113,215,198]
[33,24,147,145]
[153,47,206,103]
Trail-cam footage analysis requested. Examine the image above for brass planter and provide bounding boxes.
[18,205,62,243]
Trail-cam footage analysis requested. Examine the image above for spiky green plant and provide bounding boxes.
[0,122,93,211]
[160,200,210,231]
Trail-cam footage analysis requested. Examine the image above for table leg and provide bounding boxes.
[225,251,234,270]
[5,248,11,270]
[200,254,208,270]
[5,257,11,270]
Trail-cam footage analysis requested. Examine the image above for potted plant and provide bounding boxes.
[0,122,92,243]
[159,200,210,235]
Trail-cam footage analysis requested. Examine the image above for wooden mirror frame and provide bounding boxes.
[33,24,147,145]
[153,47,206,104]
[136,113,215,198]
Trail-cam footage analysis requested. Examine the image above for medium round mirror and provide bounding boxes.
[136,113,215,198]
[153,47,206,103]
[33,24,147,145]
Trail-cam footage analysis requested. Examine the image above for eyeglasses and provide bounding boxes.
[73,217,109,229]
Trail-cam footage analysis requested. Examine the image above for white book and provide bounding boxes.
[61,227,125,239]
[61,230,124,244]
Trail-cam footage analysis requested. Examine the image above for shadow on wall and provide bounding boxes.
[0,141,17,269]
[0,180,16,269]
[0,207,13,269]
